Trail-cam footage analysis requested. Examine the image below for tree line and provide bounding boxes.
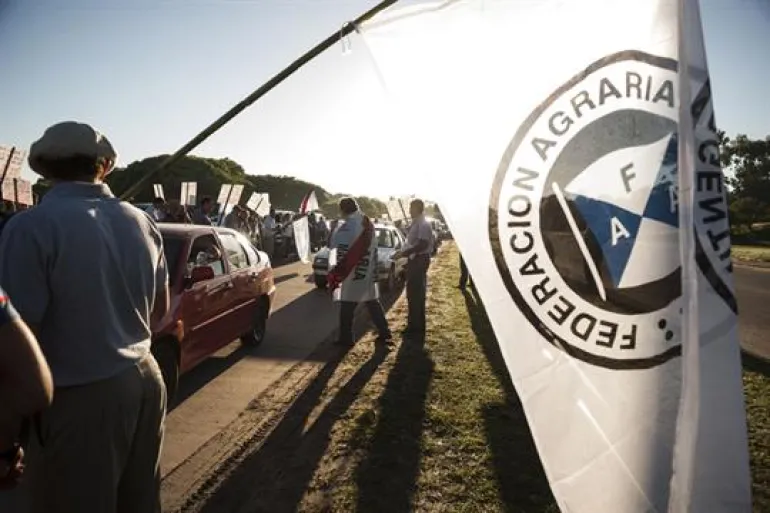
[721,131,770,234]
[32,154,390,219]
[29,131,766,230]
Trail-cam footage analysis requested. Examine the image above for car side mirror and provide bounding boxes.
[190,265,215,284]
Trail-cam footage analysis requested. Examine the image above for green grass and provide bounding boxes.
[732,245,770,264]
[297,244,769,512]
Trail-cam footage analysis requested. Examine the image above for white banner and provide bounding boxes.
[229,184,244,206]
[152,183,165,200]
[180,181,197,206]
[216,184,233,206]
[255,194,271,217]
[386,198,405,221]
[362,1,750,511]
[292,216,311,263]
[15,179,32,206]
[0,146,26,181]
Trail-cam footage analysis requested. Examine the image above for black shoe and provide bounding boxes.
[376,332,394,345]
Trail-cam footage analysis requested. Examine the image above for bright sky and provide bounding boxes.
[0,0,768,200]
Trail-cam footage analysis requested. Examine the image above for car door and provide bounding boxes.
[218,231,257,338]
[179,233,235,372]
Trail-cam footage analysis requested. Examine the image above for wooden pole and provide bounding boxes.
[119,0,400,201]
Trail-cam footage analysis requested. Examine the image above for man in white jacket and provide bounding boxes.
[327,198,392,347]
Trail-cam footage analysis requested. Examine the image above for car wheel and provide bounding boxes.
[152,339,179,404]
[314,274,328,289]
[242,299,269,347]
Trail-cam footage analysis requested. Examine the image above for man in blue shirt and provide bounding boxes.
[0,122,169,513]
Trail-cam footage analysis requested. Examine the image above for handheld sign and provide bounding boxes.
[180,182,197,206]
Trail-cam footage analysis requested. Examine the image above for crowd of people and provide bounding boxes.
[0,121,441,513]
[144,195,332,262]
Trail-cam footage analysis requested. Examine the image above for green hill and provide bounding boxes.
[35,155,388,218]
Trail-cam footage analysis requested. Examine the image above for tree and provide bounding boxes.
[721,133,770,230]
[102,155,334,210]
[32,153,390,216]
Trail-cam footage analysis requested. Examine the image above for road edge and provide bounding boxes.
[161,290,408,513]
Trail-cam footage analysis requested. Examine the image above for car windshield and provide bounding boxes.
[161,236,185,287]
[376,228,394,248]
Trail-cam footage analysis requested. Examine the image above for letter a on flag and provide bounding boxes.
[361,0,751,511]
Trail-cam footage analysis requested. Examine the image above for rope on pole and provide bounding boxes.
[120,0,400,201]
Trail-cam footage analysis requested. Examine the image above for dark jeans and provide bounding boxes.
[459,255,473,289]
[406,254,430,333]
[339,299,391,344]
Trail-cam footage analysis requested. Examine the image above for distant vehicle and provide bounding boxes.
[151,224,276,401]
[312,224,408,291]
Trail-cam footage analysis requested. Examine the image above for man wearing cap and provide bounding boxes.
[392,199,435,338]
[0,121,169,513]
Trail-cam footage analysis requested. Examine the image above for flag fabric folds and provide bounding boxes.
[293,216,311,263]
[299,189,320,214]
[361,0,751,511]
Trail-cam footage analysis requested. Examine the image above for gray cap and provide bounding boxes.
[28,121,118,175]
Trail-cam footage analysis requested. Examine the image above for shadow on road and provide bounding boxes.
[196,284,404,512]
[274,272,299,285]
[353,331,434,513]
[742,349,770,378]
[462,287,555,512]
[170,288,329,412]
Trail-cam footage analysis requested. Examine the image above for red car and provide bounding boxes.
[151,224,276,400]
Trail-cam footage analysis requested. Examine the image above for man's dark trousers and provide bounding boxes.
[406,254,430,335]
[339,299,390,345]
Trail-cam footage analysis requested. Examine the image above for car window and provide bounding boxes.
[234,232,259,266]
[187,234,225,277]
[220,233,249,270]
[376,228,394,248]
[391,229,403,248]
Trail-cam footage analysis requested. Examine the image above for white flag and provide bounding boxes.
[293,216,311,263]
[361,1,750,511]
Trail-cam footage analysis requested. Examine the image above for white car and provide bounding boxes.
[312,224,408,290]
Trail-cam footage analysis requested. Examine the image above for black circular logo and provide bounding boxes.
[489,50,737,370]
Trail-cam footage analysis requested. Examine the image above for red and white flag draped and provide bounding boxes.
[299,190,320,214]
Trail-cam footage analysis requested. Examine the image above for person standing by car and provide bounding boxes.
[262,208,277,260]
[146,196,166,222]
[328,198,392,348]
[0,121,170,513]
[392,199,434,339]
[0,287,53,492]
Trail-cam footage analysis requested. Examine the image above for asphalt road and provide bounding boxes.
[161,259,337,477]
[734,264,770,360]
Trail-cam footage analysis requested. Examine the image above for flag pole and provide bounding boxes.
[119,0,400,201]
